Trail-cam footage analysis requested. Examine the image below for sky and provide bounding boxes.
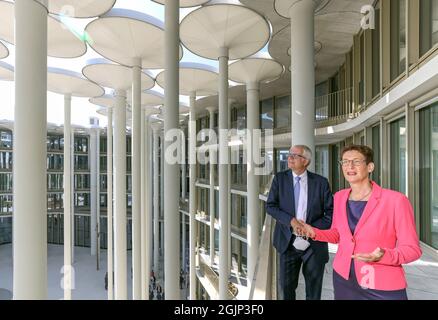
[0,0,267,128]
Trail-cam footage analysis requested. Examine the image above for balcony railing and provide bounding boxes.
[315,87,354,127]
[249,214,277,300]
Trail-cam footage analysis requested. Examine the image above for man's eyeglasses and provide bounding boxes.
[338,159,367,167]
[288,153,307,160]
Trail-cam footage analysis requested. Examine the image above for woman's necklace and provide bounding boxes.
[350,183,373,201]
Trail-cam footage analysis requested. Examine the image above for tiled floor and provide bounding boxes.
[0,244,133,300]
[1,243,437,300]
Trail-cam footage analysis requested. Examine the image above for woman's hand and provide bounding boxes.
[352,247,385,262]
[297,220,316,240]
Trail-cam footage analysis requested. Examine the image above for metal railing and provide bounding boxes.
[248,214,277,300]
[198,253,237,300]
[315,87,354,126]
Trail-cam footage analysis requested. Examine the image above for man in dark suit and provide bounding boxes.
[266,145,333,300]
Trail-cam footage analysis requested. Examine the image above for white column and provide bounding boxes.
[140,109,147,300]
[96,130,101,270]
[160,132,164,258]
[290,0,316,171]
[164,0,180,299]
[153,125,160,277]
[246,82,261,289]
[131,63,142,300]
[188,94,197,300]
[181,126,187,273]
[90,129,98,256]
[13,0,48,300]
[182,213,186,271]
[148,122,154,274]
[181,125,187,200]
[228,99,233,275]
[63,94,72,300]
[107,108,114,300]
[113,90,127,299]
[206,107,216,267]
[71,129,75,265]
[218,47,230,300]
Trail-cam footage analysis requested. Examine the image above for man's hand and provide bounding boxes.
[352,247,385,262]
[297,220,316,239]
[290,218,305,235]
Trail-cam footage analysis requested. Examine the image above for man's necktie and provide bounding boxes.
[294,176,301,216]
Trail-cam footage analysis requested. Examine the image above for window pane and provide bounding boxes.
[260,98,274,130]
[420,0,438,56]
[359,34,365,106]
[419,103,438,249]
[274,96,290,129]
[372,6,381,97]
[390,0,406,81]
[276,149,289,173]
[331,144,341,192]
[372,125,381,184]
[0,131,12,149]
[315,146,329,179]
[390,117,406,194]
[398,0,406,73]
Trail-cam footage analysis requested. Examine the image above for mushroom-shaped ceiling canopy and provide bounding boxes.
[127,90,164,108]
[228,54,284,85]
[180,1,270,60]
[0,0,86,58]
[151,0,210,8]
[90,95,116,109]
[156,62,218,96]
[85,9,183,68]
[45,0,116,18]
[47,67,104,98]
[274,0,325,18]
[82,59,155,92]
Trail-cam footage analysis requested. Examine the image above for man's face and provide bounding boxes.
[288,146,308,172]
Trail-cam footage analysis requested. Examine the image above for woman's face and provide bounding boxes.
[341,150,375,184]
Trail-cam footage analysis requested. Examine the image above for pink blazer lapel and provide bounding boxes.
[339,188,352,237]
[353,181,383,236]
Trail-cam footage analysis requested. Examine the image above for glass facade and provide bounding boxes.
[47,173,63,191]
[274,96,290,129]
[0,130,12,149]
[47,154,63,171]
[231,105,246,130]
[276,149,289,173]
[330,143,342,193]
[48,194,63,211]
[0,151,12,170]
[372,3,381,98]
[420,0,438,56]
[419,103,438,249]
[390,117,407,194]
[0,216,12,244]
[47,135,64,151]
[315,146,329,179]
[260,98,274,131]
[0,195,12,214]
[231,150,246,185]
[372,125,381,184]
[390,0,407,81]
[0,173,12,192]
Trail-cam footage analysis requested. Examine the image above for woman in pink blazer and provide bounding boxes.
[297,145,422,300]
